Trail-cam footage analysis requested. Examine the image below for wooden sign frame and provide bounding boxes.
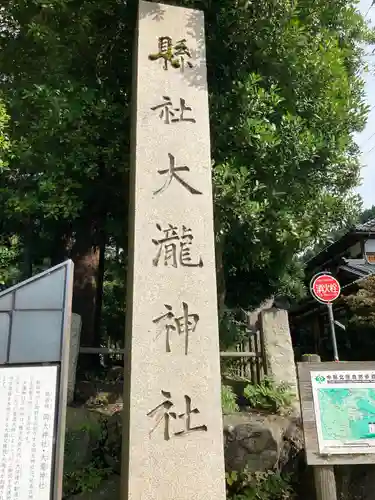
[297,360,375,465]
[0,260,73,499]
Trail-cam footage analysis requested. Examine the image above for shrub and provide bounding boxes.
[226,469,295,500]
[63,419,111,497]
[63,464,112,497]
[243,377,295,414]
[222,384,239,414]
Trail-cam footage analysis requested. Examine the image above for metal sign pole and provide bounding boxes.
[327,302,339,362]
[310,272,341,363]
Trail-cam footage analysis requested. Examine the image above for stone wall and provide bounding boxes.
[64,405,375,500]
[63,406,304,500]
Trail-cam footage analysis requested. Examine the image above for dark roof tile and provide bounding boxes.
[355,218,375,232]
[340,258,375,278]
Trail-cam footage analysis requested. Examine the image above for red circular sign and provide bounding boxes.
[311,274,341,303]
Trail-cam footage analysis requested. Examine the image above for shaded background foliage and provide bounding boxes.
[0,0,374,355]
[338,276,375,361]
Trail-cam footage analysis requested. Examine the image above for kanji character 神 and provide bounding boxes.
[153,302,199,354]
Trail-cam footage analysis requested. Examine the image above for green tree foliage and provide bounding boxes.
[0,99,19,285]
[360,205,375,223]
[0,100,10,166]
[0,0,373,345]
[0,236,22,286]
[205,0,372,308]
[0,1,129,225]
[302,204,375,263]
[0,0,131,347]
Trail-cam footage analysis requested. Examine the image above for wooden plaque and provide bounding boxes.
[298,361,375,465]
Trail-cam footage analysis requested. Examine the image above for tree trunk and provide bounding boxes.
[70,224,101,372]
[93,228,106,346]
[71,156,108,372]
[50,223,72,266]
[21,220,33,279]
[71,157,108,357]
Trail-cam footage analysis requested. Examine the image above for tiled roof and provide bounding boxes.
[340,258,375,278]
[355,219,375,233]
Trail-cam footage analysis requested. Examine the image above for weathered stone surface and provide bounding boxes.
[67,313,82,404]
[122,2,226,500]
[64,407,103,474]
[76,408,304,481]
[67,408,304,485]
[261,308,299,411]
[103,410,122,474]
[223,412,303,473]
[278,416,305,474]
[64,402,375,500]
[75,380,123,408]
[65,406,375,500]
[65,406,103,433]
[246,299,274,333]
[68,475,120,500]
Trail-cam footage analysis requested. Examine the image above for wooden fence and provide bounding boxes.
[220,310,266,383]
[79,312,267,385]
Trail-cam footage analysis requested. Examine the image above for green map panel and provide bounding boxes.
[318,388,375,441]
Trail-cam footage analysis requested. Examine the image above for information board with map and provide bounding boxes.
[311,370,375,455]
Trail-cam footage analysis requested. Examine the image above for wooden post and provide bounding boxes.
[313,467,337,500]
[301,354,338,500]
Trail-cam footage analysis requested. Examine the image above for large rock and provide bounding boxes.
[101,409,304,477]
[64,405,375,500]
[223,412,303,474]
[75,379,123,408]
[64,407,103,474]
[103,410,122,474]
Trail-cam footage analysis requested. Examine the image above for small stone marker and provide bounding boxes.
[261,308,299,412]
[0,261,73,500]
[67,313,82,404]
[121,2,226,499]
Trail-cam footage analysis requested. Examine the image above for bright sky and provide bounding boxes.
[356,0,375,208]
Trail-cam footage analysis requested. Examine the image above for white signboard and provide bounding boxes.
[365,239,375,254]
[0,365,58,500]
[311,370,375,455]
